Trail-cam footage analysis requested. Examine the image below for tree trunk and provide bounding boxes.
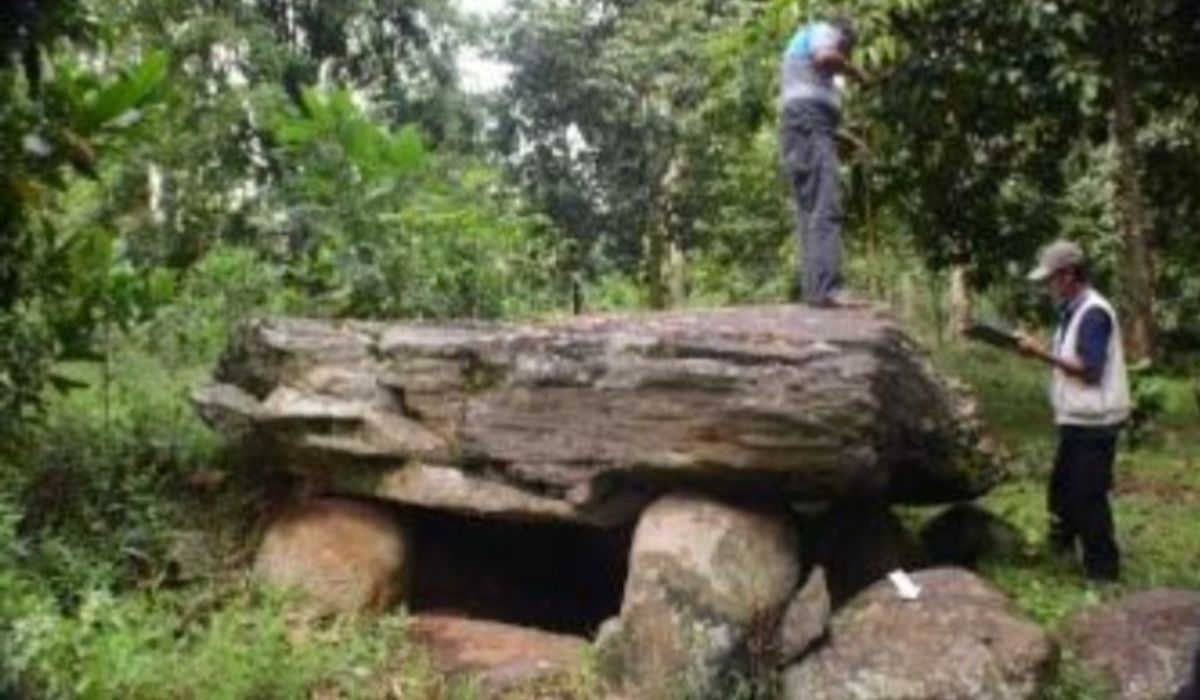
[644,226,669,310]
[646,155,685,309]
[948,266,973,342]
[1109,26,1157,361]
[667,237,687,305]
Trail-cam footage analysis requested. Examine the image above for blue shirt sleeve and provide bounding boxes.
[1075,307,1113,385]
[809,23,842,55]
[786,22,841,58]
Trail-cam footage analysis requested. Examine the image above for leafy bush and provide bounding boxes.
[141,245,296,366]
[0,348,217,604]
[580,271,650,313]
[267,87,566,322]
[0,543,432,700]
[1128,367,1169,447]
[687,242,790,307]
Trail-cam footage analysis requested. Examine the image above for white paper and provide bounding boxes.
[888,569,922,601]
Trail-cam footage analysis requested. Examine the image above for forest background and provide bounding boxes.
[1,0,1198,697]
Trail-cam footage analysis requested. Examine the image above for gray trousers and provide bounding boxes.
[781,100,843,304]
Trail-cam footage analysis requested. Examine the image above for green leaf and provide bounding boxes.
[342,120,379,167]
[275,118,321,145]
[77,51,169,134]
[387,125,428,173]
[145,269,177,306]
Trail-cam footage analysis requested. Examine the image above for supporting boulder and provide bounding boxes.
[783,568,1054,700]
[595,493,800,699]
[776,566,832,666]
[194,307,1002,526]
[254,498,411,615]
[410,615,590,697]
[1061,589,1200,700]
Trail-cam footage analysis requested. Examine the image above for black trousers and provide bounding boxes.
[1048,426,1121,580]
[780,100,843,304]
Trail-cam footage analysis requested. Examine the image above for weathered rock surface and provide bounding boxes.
[783,568,1054,700]
[1061,589,1200,700]
[410,614,589,696]
[596,493,800,699]
[254,498,410,614]
[193,308,1000,525]
[776,566,832,665]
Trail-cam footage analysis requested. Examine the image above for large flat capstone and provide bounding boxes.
[193,306,1001,525]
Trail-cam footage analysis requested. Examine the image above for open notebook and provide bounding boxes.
[964,321,1020,351]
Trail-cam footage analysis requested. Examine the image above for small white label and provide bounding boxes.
[888,570,922,601]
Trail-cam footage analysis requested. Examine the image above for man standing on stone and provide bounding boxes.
[1017,240,1130,582]
[780,16,869,308]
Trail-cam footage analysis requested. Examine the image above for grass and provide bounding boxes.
[0,573,445,700]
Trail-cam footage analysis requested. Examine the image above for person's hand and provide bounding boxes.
[838,132,873,162]
[1015,331,1044,357]
[851,137,874,162]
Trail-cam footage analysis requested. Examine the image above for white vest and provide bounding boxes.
[1051,289,1130,427]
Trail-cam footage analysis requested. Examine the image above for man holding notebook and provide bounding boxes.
[1015,240,1130,582]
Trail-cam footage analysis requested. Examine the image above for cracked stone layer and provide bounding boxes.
[193,306,1003,525]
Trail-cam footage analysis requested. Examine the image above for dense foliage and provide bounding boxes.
[490,0,1200,351]
[1,0,1198,697]
[4,0,1198,428]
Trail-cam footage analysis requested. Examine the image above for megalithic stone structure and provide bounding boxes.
[193,306,1004,527]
